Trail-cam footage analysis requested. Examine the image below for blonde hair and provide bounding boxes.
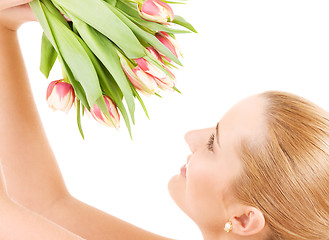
[233,91,329,240]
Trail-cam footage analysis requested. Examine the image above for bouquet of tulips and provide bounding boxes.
[29,0,195,138]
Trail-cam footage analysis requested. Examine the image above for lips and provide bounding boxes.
[180,164,187,177]
[180,154,192,178]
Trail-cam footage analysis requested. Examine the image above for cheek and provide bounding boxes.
[186,160,220,203]
[184,156,227,225]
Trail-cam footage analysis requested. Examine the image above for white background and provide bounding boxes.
[18,1,329,239]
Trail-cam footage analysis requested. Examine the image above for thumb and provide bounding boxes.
[0,0,34,11]
[0,3,37,31]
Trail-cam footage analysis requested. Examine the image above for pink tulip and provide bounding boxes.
[146,47,175,78]
[155,31,181,62]
[120,56,159,95]
[136,57,167,80]
[135,57,175,91]
[46,80,75,113]
[132,66,159,94]
[138,0,174,24]
[153,66,175,90]
[90,95,120,128]
[146,47,163,63]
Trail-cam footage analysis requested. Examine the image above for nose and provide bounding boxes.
[184,130,198,153]
[184,127,215,153]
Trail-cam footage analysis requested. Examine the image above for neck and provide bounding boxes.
[202,231,264,240]
[200,227,231,240]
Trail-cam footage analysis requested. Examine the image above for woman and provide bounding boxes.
[0,1,328,240]
[170,92,329,239]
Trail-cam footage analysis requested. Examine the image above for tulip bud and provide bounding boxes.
[120,55,159,95]
[132,66,159,94]
[135,57,167,80]
[144,47,176,90]
[135,56,176,91]
[138,0,174,24]
[155,31,182,62]
[46,80,75,113]
[146,47,163,63]
[153,67,175,90]
[90,95,120,128]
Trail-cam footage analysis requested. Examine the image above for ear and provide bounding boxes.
[231,207,265,236]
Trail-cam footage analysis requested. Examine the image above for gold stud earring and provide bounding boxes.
[224,221,233,233]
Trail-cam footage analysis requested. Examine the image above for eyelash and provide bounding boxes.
[207,133,215,152]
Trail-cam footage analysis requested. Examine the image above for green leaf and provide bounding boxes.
[173,86,182,94]
[76,99,85,139]
[131,86,150,119]
[104,2,182,66]
[41,0,71,27]
[60,58,90,109]
[65,12,136,125]
[173,15,197,33]
[126,13,191,34]
[154,92,163,98]
[42,1,103,107]
[56,9,133,135]
[52,0,145,59]
[77,36,133,135]
[163,0,189,4]
[29,0,55,45]
[40,32,57,78]
[30,0,90,108]
[82,102,85,116]
[116,0,140,18]
[103,0,117,6]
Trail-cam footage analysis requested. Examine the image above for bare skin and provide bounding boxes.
[0,1,172,239]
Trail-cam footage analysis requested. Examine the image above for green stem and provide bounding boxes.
[76,99,85,139]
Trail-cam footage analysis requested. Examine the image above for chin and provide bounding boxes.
[168,174,189,215]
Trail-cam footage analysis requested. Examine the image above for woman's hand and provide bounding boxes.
[0,0,37,31]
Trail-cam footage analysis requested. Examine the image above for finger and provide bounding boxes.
[0,0,33,11]
[16,3,37,22]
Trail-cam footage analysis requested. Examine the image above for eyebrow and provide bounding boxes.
[216,122,220,147]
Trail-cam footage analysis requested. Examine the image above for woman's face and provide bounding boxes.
[168,95,266,236]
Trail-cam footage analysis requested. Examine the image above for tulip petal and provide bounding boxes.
[116,0,190,34]
[90,96,120,128]
[133,67,159,94]
[136,58,167,79]
[46,80,75,113]
[140,0,174,23]
[46,80,58,99]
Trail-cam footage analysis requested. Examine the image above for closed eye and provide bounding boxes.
[207,133,215,152]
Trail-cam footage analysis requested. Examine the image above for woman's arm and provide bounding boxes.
[0,3,85,239]
[0,159,84,239]
[42,196,174,240]
[0,3,173,240]
[0,196,85,240]
[0,12,69,212]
